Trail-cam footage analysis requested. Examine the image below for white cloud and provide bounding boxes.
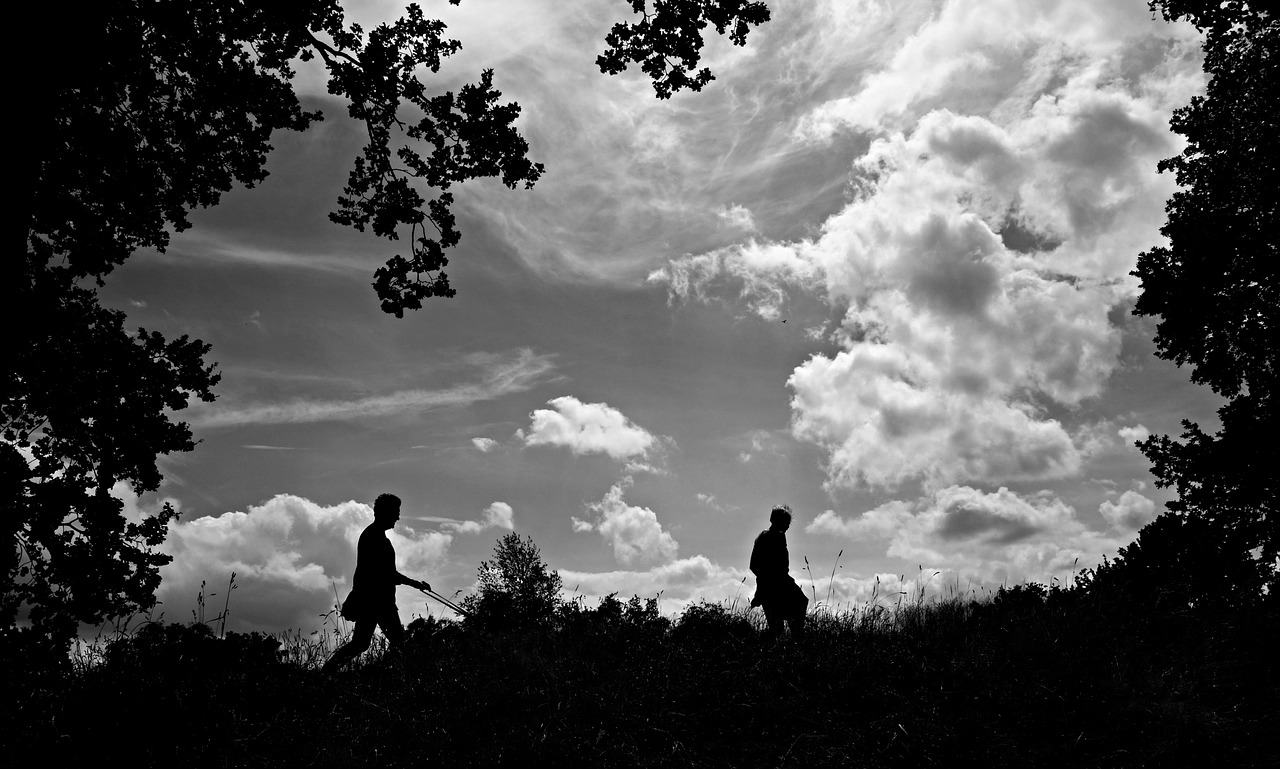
[192,349,554,428]
[650,240,823,321]
[789,344,1085,490]
[522,396,658,462]
[1099,490,1158,531]
[471,437,498,452]
[114,481,179,527]
[807,500,916,541]
[573,477,679,567]
[1118,424,1151,446]
[716,204,758,232]
[651,4,1201,492]
[732,430,774,465]
[482,501,515,530]
[696,493,730,513]
[443,502,516,534]
[808,485,1130,584]
[155,494,451,633]
[796,0,1200,138]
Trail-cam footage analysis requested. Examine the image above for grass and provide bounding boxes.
[3,582,1276,768]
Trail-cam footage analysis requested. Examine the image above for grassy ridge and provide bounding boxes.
[3,587,1275,768]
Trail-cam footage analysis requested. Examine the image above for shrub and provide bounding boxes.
[1081,512,1273,610]
[673,601,755,644]
[461,533,562,630]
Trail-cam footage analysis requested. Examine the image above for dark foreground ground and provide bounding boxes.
[3,589,1276,768]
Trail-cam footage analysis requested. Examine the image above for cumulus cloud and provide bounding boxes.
[808,486,1129,584]
[471,437,498,452]
[522,396,659,463]
[154,495,451,633]
[650,0,1201,492]
[789,345,1085,489]
[808,500,916,541]
[1099,490,1158,531]
[573,477,679,567]
[443,502,516,534]
[1118,424,1151,446]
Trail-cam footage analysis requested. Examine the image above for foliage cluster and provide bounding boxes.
[598,0,771,99]
[1131,0,1278,597]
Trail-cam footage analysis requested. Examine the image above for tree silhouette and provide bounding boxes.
[1131,1,1278,598]
[6,0,770,642]
[3,272,218,640]
[462,533,563,629]
[598,0,771,99]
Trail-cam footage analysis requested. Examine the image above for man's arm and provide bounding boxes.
[397,571,431,592]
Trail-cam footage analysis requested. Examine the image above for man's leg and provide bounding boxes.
[323,618,375,673]
[788,610,806,638]
[763,606,784,640]
[377,603,405,650]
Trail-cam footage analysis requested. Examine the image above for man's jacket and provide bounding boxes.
[750,528,808,613]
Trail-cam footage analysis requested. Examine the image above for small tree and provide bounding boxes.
[462,533,562,629]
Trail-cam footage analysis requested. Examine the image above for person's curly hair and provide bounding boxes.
[374,493,401,518]
[770,505,792,526]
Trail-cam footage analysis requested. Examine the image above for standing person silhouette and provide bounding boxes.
[324,493,431,673]
[750,505,808,639]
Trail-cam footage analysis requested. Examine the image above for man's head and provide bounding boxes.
[373,493,402,527]
[769,505,792,532]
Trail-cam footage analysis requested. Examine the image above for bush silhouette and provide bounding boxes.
[1082,512,1271,610]
[461,533,562,630]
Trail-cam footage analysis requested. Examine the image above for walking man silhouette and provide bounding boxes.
[750,505,808,639]
[324,493,431,672]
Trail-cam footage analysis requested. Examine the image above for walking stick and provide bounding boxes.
[418,586,471,617]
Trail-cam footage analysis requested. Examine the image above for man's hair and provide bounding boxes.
[770,505,792,526]
[373,493,401,518]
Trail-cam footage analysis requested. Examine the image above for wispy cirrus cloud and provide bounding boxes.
[191,349,554,429]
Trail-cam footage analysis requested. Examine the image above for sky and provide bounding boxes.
[98,0,1223,635]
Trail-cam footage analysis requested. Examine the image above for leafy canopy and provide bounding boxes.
[1131,0,1278,598]
[598,0,772,99]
